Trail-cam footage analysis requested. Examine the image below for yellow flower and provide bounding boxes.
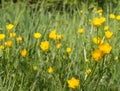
[85,59,89,62]
[99,43,112,54]
[99,17,106,23]
[92,17,102,27]
[92,49,103,62]
[105,31,113,39]
[78,28,84,34]
[85,68,92,75]
[34,32,42,39]
[116,15,120,21]
[80,10,83,14]
[56,34,63,40]
[67,77,80,89]
[92,17,105,27]
[56,43,61,49]
[40,41,49,52]
[114,56,118,60]
[104,26,109,31]
[21,49,27,57]
[109,14,115,19]
[66,47,72,53]
[93,8,97,11]
[0,45,4,49]
[10,32,16,38]
[33,66,38,71]
[5,40,12,47]
[0,34,5,40]
[16,36,22,43]
[97,9,103,13]
[6,24,14,31]
[92,37,104,45]
[49,29,57,40]
[48,67,53,73]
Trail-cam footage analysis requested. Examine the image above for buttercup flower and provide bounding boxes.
[33,66,38,71]
[92,17,105,27]
[80,10,83,14]
[6,24,14,31]
[56,34,62,40]
[66,47,72,53]
[93,8,97,11]
[116,15,120,21]
[92,17,102,27]
[92,37,104,45]
[16,36,22,43]
[92,49,103,62]
[78,28,84,34]
[104,26,109,31]
[105,31,113,39]
[48,67,53,73]
[40,41,49,52]
[10,32,16,38]
[99,17,106,23]
[114,56,118,60]
[0,45,4,49]
[109,14,115,19]
[34,32,42,39]
[85,68,92,75]
[67,77,80,89]
[97,9,103,16]
[56,43,61,49]
[0,34,5,40]
[49,29,56,40]
[5,40,12,47]
[99,43,112,54]
[97,9,103,13]
[21,49,27,57]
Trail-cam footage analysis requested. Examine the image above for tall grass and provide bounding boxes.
[0,1,120,91]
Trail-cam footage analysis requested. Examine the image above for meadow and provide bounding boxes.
[0,1,120,91]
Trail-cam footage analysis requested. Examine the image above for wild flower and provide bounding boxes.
[16,36,22,43]
[104,26,109,31]
[49,29,57,40]
[21,49,27,57]
[48,67,53,73]
[92,49,103,62]
[10,32,16,38]
[34,32,42,39]
[0,34,5,40]
[56,43,61,49]
[80,10,83,14]
[84,68,92,75]
[99,43,112,54]
[78,28,84,34]
[105,31,113,39]
[56,34,63,41]
[5,40,12,47]
[92,17,106,27]
[116,15,120,21]
[92,37,104,45]
[66,47,72,53]
[40,41,49,52]
[33,66,38,71]
[0,45,4,49]
[97,9,103,13]
[67,77,80,89]
[6,24,14,31]
[109,14,115,19]
[97,9,103,16]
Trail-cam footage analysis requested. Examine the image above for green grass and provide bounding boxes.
[0,1,120,91]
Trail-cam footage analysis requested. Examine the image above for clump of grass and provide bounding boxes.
[0,1,120,91]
